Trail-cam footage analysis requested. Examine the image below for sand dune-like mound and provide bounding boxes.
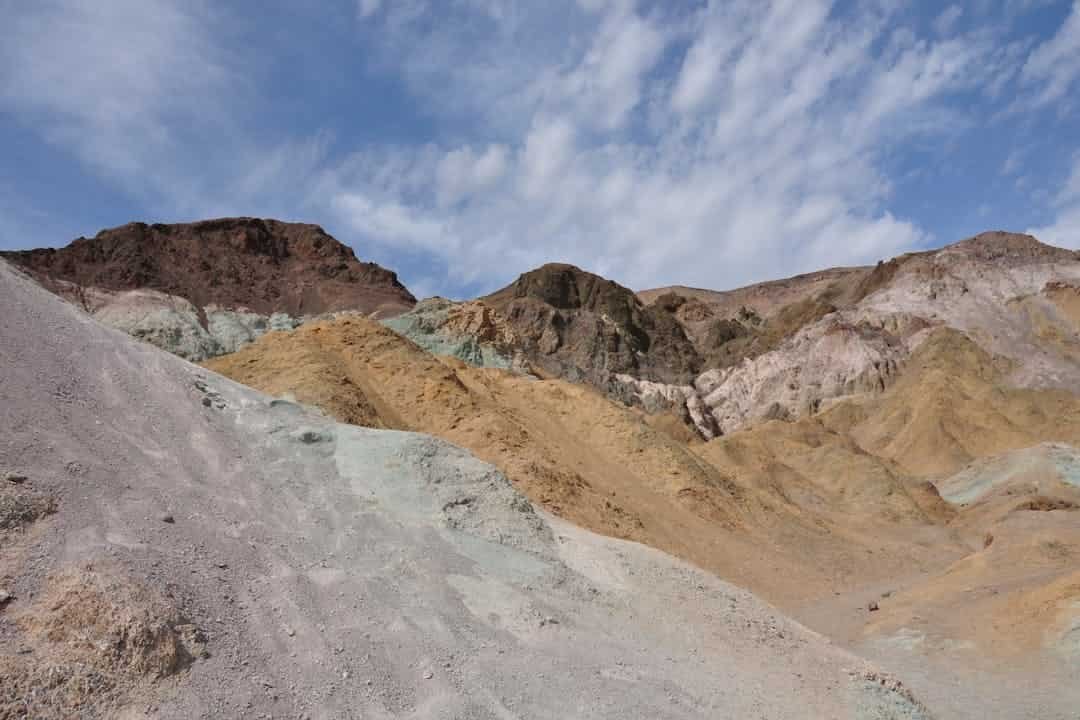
[1,258,942,718]
[854,443,1080,710]
[205,317,815,584]
[820,328,1080,477]
[212,316,978,611]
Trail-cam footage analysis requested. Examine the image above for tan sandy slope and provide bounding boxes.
[206,316,942,605]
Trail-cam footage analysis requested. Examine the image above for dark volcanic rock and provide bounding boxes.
[0,217,415,317]
[484,263,701,387]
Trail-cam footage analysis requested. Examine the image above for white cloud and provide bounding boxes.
[1029,206,1080,249]
[1028,155,1080,249]
[1002,148,1024,175]
[333,193,448,253]
[934,5,964,36]
[327,0,1012,294]
[3,0,1068,297]
[0,0,232,189]
[1021,1,1080,106]
[358,0,382,18]
[436,144,509,207]
[551,5,667,130]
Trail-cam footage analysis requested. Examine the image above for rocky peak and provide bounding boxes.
[1,217,415,317]
[484,262,701,388]
[497,263,640,318]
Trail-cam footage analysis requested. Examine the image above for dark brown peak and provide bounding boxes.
[487,262,640,313]
[0,218,415,317]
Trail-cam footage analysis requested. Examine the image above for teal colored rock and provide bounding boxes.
[382,298,522,371]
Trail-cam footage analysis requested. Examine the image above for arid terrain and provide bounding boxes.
[4,224,1080,718]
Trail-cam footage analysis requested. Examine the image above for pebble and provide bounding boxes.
[423,671,433,680]
[4,473,27,484]
[161,514,175,524]
[0,589,12,606]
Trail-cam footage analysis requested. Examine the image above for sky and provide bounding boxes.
[1,1,1080,299]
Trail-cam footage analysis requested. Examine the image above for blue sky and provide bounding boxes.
[2,1,1079,299]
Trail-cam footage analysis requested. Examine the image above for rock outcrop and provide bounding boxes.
[482,264,702,416]
[381,297,530,372]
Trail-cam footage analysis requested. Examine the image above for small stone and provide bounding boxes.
[868,601,880,612]
[0,589,12,606]
[217,562,228,569]
[202,396,213,407]
[423,671,433,680]
[285,627,295,637]
[4,473,27,484]
[161,514,175,524]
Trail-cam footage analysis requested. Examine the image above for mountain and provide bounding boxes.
[202,236,1080,718]
[627,232,1080,437]
[0,256,939,719]
[8,222,1080,717]
[483,263,702,384]
[0,217,415,360]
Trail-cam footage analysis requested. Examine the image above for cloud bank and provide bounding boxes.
[2,0,1079,296]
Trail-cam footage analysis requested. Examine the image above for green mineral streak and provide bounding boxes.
[382,298,514,370]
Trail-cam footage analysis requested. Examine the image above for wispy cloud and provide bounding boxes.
[1029,152,1080,248]
[0,0,233,192]
[1,0,1077,295]
[327,0,1009,293]
[1021,0,1080,107]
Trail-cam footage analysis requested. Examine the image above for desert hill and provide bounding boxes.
[625,232,1080,437]
[204,305,1080,714]
[0,218,415,360]
[196,231,1080,718]
[0,256,948,719]
[8,221,1080,717]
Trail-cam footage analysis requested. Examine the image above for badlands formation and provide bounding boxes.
[3,222,1080,718]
